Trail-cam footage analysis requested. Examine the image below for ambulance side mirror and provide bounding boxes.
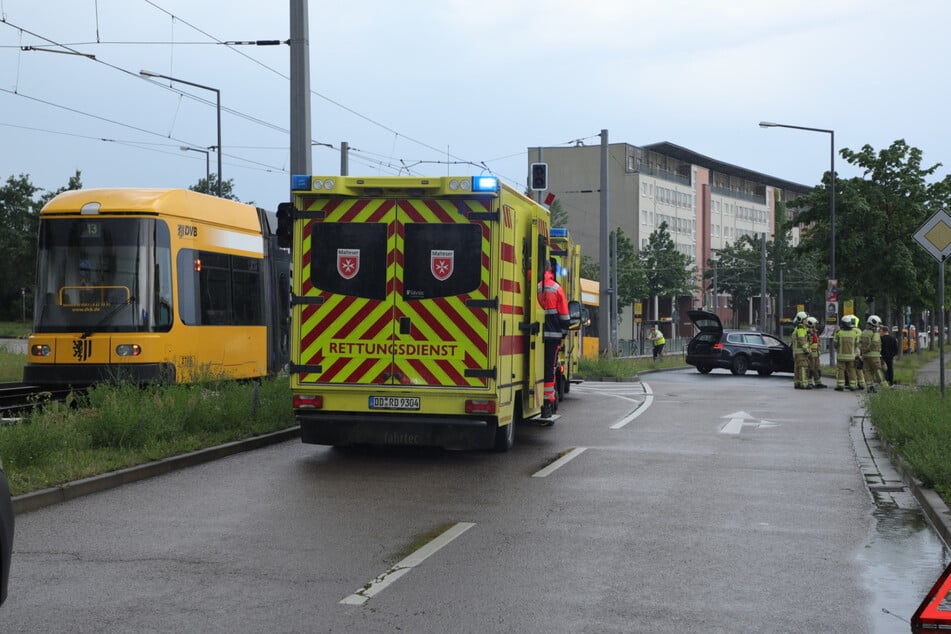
[568,300,582,331]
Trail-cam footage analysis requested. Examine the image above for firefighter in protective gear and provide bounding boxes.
[806,316,827,388]
[792,312,811,389]
[538,257,570,420]
[834,315,862,390]
[850,315,867,389]
[860,314,886,392]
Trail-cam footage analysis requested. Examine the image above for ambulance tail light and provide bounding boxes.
[294,394,323,409]
[465,399,496,414]
[115,344,141,357]
[31,344,51,357]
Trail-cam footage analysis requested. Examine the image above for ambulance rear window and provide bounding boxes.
[402,223,482,300]
[310,222,387,300]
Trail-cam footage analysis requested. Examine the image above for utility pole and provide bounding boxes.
[340,141,349,175]
[598,129,610,356]
[760,232,768,332]
[289,0,312,181]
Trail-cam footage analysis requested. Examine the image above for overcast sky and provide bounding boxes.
[1,1,949,207]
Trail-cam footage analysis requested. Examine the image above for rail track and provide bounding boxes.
[0,383,76,420]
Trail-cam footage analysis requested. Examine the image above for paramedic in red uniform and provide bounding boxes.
[537,257,570,420]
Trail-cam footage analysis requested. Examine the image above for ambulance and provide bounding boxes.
[548,227,583,400]
[284,175,580,451]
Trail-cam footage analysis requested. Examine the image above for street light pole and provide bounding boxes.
[141,70,222,197]
[180,146,211,193]
[760,120,836,363]
[758,121,835,279]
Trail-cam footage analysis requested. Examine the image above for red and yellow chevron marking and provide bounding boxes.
[296,196,491,388]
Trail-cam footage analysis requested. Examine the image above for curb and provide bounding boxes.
[12,426,301,515]
[879,435,951,549]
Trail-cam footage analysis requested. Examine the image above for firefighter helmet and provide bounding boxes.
[805,316,818,327]
[840,316,852,329]
[867,315,882,327]
[795,311,808,324]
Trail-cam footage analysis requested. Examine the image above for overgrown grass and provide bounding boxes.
[578,352,686,379]
[0,375,294,495]
[867,385,950,503]
[0,348,25,382]
[0,321,31,339]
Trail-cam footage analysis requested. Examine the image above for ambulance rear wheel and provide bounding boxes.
[493,403,518,452]
[493,419,515,452]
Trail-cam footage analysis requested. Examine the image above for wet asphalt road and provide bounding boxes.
[2,367,948,632]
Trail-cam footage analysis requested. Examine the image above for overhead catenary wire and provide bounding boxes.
[1,4,591,190]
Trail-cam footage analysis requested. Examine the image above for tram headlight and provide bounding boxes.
[30,344,51,357]
[115,344,141,357]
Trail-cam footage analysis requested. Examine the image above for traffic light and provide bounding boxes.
[530,162,548,191]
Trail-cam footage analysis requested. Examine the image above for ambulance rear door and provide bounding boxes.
[296,194,492,389]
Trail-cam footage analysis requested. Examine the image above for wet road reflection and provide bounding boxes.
[860,506,950,632]
[855,413,951,632]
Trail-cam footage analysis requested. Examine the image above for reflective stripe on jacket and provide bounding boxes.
[537,270,570,341]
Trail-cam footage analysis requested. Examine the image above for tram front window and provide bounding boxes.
[33,218,173,333]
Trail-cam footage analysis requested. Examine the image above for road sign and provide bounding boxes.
[914,208,951,262]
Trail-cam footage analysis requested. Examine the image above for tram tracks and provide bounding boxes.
[0,383,76,421]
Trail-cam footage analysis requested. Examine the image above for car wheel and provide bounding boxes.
[757,368,773,376]
[730,356,749,375]
[696,365,713,374]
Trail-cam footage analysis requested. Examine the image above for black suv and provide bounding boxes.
[685,310,794,376]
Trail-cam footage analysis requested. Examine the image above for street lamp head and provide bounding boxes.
[139,69,160,78]
[759,121,778,128]
[179,146,190,152]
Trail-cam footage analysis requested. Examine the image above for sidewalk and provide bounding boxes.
[915,353,950,387]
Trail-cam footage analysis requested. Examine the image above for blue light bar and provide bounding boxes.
[550,227,568,237]
[472,176,499,192]
[291,174,311,191]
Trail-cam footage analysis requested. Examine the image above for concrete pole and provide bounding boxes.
[340,141,349,176]
[599,129,610,356]
[289,0,312,182]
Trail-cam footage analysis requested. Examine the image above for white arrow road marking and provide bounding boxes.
[719,411,779,435]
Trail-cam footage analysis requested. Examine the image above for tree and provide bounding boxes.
[548,198,569,229]
[788,139,951,324]
[0,171,83,321]
[638,222,695,319]
[613,228,647,309]
[189,174,241,202]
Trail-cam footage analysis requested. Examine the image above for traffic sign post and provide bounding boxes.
[913,209,950,398]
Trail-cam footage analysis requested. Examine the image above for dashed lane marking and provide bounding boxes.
[340,522,476,606]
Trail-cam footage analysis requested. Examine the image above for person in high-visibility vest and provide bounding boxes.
[806,316,827,388]
[834,315,862,390]
[648,325,666,360]
[537,258,569,421]
[860,314,886,392]
[792,311,811,389]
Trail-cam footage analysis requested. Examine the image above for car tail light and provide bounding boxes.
[713,343,724,350]
[293,394,323,409]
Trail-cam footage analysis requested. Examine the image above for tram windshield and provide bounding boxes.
[33,218,173,333]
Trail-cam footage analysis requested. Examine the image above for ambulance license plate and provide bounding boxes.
[368,396,420,410]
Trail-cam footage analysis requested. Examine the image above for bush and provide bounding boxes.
[867,385,951,498]
[0,403,84,469]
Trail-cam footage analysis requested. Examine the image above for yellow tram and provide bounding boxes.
[24,188,290,386]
